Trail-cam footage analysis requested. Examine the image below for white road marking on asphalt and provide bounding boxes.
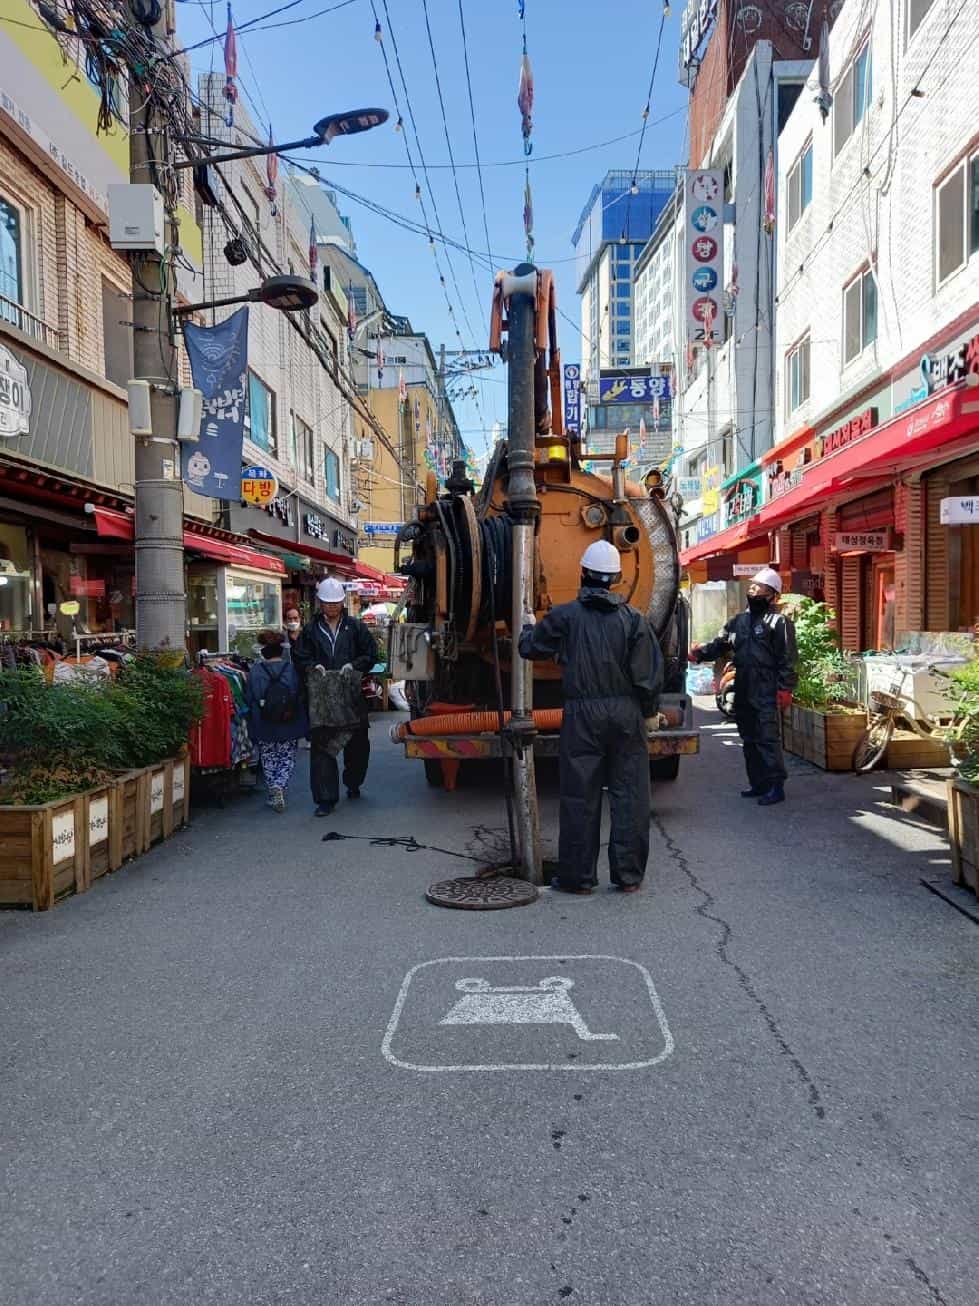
[381,954,674,1073]
[439,976,619,1042]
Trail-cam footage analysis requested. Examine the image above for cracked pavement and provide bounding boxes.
[2,704,978,1305]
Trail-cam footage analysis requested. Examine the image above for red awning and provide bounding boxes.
[680,386,979,566]
[246,529,356,573]
[92,507,286,575]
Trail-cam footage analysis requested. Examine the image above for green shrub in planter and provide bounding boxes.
[0,655,203,783]
[942,658,979,785]
[778,595,851,710]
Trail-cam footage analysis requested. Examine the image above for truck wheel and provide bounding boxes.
[650,755,680,781]
[424,759,443,787]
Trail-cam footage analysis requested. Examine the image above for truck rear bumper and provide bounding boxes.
[402,694,699,761]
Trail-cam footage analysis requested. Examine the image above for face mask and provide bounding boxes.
[286,621,301,631]
[747,594,770,616]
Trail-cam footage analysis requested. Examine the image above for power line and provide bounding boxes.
[420,0,484,327]
[456,0,494,280]
[167,0,362,56]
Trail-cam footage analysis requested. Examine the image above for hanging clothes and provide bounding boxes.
[190,667,235,768]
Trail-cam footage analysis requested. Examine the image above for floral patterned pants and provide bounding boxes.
[259,740,299,793]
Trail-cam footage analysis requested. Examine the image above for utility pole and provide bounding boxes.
[128,10,186,653]
[503,264,542,884]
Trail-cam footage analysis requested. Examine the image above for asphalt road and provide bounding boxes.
[3,704,978,1306]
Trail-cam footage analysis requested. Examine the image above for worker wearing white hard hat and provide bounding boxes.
[689,563,797,805]
[293,575,379,815]
[518,539,664,895]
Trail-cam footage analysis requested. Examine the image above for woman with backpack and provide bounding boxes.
[246,631,310,813]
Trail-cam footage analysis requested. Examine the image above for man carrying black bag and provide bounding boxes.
[293,577,378,816]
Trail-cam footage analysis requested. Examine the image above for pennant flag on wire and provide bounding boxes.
[398,367,408,411]
[518,47,534,155]
[265,129,278,213]
[308,215,318,282]
[815,19,833,122]
[523,168,535,261]
[763,148,776,235]
[223,4,238,127]
[347,281,357,340]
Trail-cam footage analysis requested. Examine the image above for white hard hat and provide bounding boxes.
[581,540,622,575]
[751,566,783,594]
[317,577,346,603]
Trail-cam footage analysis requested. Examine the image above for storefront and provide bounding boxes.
[679,318,979,650]
[89,507,287,655]
[228,487,358,616]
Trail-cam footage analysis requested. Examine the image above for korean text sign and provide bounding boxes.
[598,374,672,404]
[563,364,582,435]
[684,170,724,346]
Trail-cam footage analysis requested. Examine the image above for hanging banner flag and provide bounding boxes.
[308,215,318,281]
[684,169,724,347]
[223,4,238,127]
[563,363,581,436]
[181,307,249,501]
[763,148,776,234]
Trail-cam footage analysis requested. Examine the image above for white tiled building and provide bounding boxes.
[196,77,356,542]
[775,0,979,445]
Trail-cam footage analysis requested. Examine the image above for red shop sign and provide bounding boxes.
[813,407,878,460]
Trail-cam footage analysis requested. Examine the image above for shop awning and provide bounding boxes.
[245,529,356,574]
[679,385,979,566]
[92,507,287,575]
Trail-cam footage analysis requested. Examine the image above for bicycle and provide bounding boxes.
[851,682,946,773]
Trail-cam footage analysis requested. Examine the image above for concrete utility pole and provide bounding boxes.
[128,10,186,652]
[503,264,542,884]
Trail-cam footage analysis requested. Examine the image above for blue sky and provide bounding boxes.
[175,0,689,455]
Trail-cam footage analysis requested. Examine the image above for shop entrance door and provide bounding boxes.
[872,557,896,651]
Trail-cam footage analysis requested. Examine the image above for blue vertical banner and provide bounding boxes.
[563,363,581,436]
[181,307,249,500]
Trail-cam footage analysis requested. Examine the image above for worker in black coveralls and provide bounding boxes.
[688,566,797,806]
[293,577,378,816]
[518,540,663,896]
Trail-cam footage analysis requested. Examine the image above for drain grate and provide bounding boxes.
[425,872,538,910]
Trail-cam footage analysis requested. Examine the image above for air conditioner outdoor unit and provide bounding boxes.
[356,438,375,460]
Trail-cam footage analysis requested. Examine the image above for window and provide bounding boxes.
[0,195,24,315]
[324,448,341,503]
[616,302,631,318]
[787,335,811,415]
[787,142,813,230]
[291,413,314,482]
[935,152,979,285]
[906,0,935,45]
[843,267,878,365]
[101,278,132,388]
[247,371,277,455]
[834,44,872,156]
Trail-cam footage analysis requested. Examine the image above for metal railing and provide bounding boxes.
[0,294,65,351]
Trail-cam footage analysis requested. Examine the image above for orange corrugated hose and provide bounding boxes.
[394,709,564,740]
[393,706,682,740]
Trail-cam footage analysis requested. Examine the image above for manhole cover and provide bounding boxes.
[426,874,539,910]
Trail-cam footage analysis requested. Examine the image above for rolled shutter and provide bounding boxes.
[840,554,863,652]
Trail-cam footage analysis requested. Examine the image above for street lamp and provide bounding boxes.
[174,273,318,316]
[173,107,389,169]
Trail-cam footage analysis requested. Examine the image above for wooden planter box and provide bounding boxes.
[1,756,190,912]
[882,730,950,770]
[781,703,868,771]
[0,787,112,910]
[947,777,979,898]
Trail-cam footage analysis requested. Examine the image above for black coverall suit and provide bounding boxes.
[293,614,378,805]
[699,605,797,792]
[519,587,663,890]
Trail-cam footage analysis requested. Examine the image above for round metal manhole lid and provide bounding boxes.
[425,874,539,910]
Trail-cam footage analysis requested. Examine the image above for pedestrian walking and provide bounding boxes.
[282,605,303,659]
[245,632,309,813]
[688,566,797,806]
[293,577,379,816]
[519,540,663,895]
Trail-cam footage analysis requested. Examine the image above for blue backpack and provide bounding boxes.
[259,663,297,725]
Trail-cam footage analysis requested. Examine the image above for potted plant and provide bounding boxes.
[777,596,867,771]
